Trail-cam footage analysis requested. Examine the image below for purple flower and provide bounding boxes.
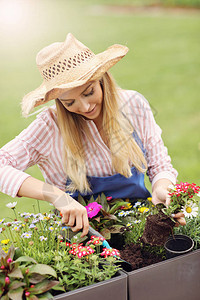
[86,202,102,219]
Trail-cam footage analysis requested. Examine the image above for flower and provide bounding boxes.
[138,207,149,213]
[181,202,198,218]
[133,201,141,207]
[49,226,54,232]
[1,239,10,245]
[121,203,132,210]
[85,202,102,218]
[21,232,32,239]
[39,236,47,241]
[101,248,120,258]
[6,202,17,209]
[0,218,5,224]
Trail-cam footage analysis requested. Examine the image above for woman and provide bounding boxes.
[0,33,185,237]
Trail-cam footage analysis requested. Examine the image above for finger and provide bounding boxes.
[61,212,69,224]
[177,217,186,226]
[71,216,82,232]
[172,212,185,219]
[165,194,171,207]
[81,213,89,237]
[67,214,76,227]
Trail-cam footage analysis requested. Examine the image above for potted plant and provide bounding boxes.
[119,182,200,300]
[0,203,128,300]
[78,193,134,249]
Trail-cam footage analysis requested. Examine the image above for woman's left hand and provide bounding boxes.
[152,179,186,227]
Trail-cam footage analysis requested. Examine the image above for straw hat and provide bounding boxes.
[21,33,129,116]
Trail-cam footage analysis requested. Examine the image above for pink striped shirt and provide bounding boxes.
[0,90,178,198]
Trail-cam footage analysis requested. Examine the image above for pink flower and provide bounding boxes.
[25,291,30,297]
[5,277,10,284]
[85,202,102,218]
[7,258,12,264]
[106,196,112,201]
[101,248,120,258]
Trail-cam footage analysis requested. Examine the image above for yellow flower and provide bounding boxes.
[147,197,152,202]
[2,247,8,253]
[138,207,149,213]
[123,203,132,210]
[1,239,10,245]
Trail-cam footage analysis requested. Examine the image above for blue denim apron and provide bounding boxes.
[66,131,151,201]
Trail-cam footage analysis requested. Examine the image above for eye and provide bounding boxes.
[66,100,75,107]
[83,88,94,97]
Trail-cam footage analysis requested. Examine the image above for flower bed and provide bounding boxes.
[0,207,123,299]
[1,181,200,299]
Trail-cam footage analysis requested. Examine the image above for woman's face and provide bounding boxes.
[58,81,103,123]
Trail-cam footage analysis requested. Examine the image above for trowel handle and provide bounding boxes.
[88,226,104,239]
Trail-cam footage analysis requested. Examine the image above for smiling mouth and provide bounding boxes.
[85,106,96,114]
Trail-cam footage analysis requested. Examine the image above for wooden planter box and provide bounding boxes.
[126,249,200,300]
[54,270,127,300]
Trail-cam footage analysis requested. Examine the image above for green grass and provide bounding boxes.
[0,0,199,218]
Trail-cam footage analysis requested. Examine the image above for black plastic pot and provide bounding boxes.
[164,234,194,259]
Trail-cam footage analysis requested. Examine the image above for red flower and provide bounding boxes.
[101,248,120,258]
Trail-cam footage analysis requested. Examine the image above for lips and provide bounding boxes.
[85,105,96,115]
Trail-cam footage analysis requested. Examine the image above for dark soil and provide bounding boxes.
[141,211,175,246]
[120,243,163,271]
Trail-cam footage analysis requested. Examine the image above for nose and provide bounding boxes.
[78,98,90,113]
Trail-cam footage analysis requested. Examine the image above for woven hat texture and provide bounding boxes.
[22,33,129,116]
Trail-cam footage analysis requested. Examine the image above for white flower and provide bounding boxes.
[6,202,17,209]
[197,192,200,197]
[39,236,47,241]
[0,218,5,224]
[181,202,199,218]
[21,232,32,239]
[133,201,141,207]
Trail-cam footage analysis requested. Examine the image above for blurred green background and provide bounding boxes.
[0,0,199,218]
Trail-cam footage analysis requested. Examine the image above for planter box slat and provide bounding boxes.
[54,270,127,300]
[127,249,200,300]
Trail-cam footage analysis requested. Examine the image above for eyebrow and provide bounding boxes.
[60,83,93,102]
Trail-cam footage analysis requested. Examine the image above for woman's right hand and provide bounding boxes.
[52,193,89,237]
[17,177,89,237]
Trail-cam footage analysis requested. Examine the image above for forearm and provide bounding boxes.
[17,176,71,206]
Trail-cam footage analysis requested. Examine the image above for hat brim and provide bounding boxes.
[22,44,128,116]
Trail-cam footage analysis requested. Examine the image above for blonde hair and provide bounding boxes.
[55,72,147,193]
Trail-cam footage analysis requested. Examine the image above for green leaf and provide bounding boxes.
[109,225,124,233]
[101,209,118,221]
[9,268,23,279]
[29,296,39,300]
[37,291,54,299]
[29,265,57,278]
[156,203,166,210]
[15,256,37,264]
[1,294,9,300]
[88,195,95,204]
[29,280,59,294]
[100,228,111,239]
[109,201,128,214]
[99,193,110,212]
[13,248,23,260]
[8,287,24,300]
[51,284,65,292]
[29,274,46,284]
[9,280,25,290]
[77,194,86,206]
